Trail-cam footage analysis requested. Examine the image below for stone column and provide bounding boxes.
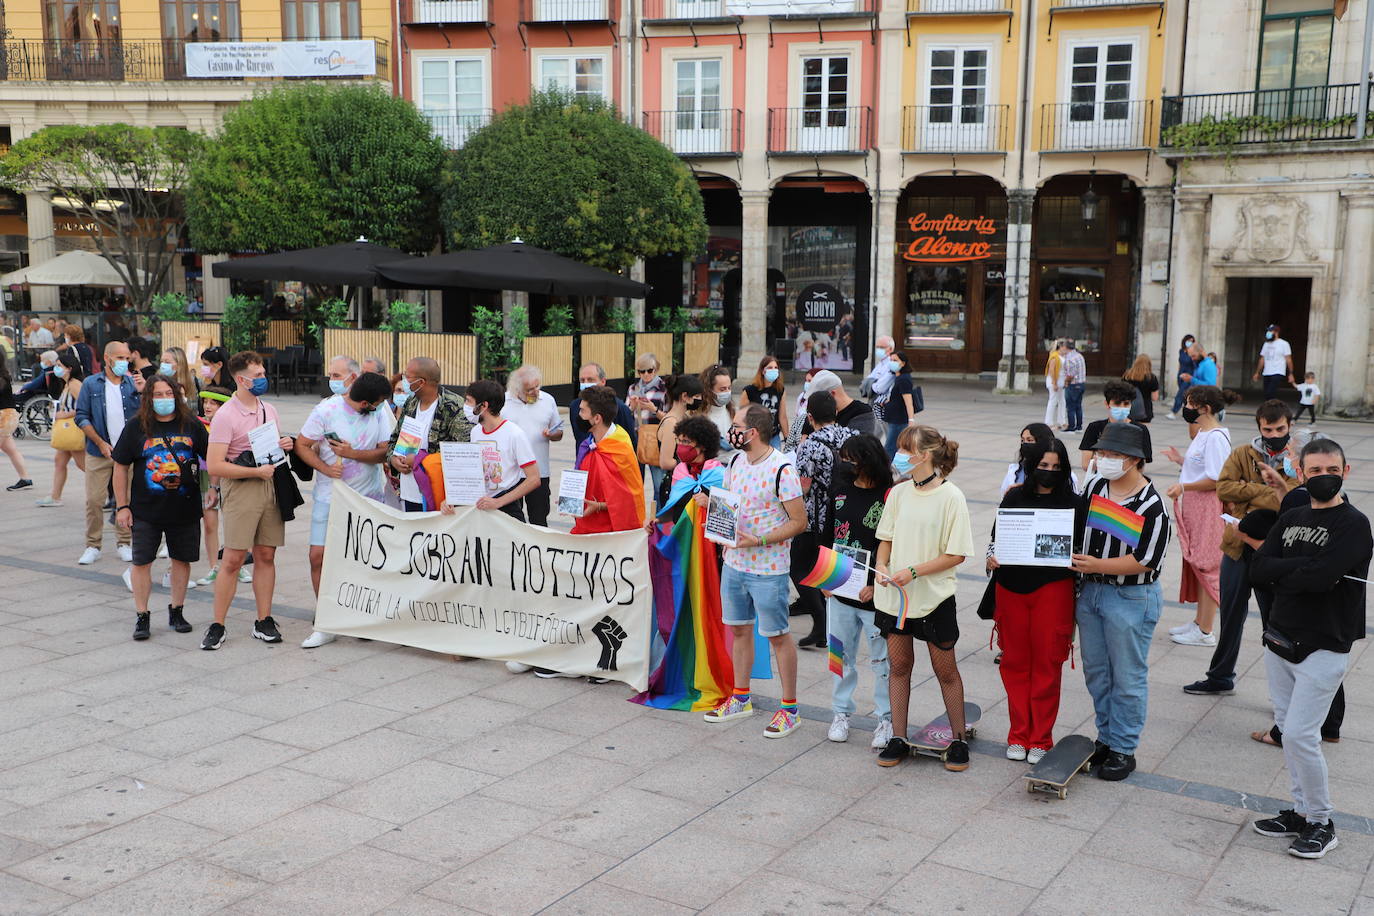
[24,191,58,312]
[997,189,1035,392]
[871,188,901,374]
[1170,193,1209,383]
[201,254,230,315]
[1138,186,1174,376]
[739,188,770,373]
[1333,192,1374,412]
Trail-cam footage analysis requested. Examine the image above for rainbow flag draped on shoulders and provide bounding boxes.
[572,424,645,534]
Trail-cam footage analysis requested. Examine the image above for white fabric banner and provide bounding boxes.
[184,40,377,79]
[315,484,652,691]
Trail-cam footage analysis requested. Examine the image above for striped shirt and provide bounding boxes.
[1079,475,1171,586]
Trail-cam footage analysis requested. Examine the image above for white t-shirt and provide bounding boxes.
[502,392,561,477]
[1298,383,1321,406]
[398,400,438,504]
[1180,426,1232,485]
[301,395,395,503]
[27,327,54,348]
[1260,338,1291,376]
[104,378,127,449]
[472,418,537,495]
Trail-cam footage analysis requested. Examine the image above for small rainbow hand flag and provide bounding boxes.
[827,634,844,677]
[799,545,857,591]
[1088,494,1145,549]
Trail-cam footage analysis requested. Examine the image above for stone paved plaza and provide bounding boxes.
[2,380,1374,915]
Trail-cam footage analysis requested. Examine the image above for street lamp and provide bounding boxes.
[1080,174,1099,223]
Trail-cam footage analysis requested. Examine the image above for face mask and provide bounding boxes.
[247,376,268,397]
[1096,457,1127,480]
[715,391,731,406]
[1184,339,1194,348]
[727,428,752,449]
[674,443,699,464]
[1306,474,1343,503]
[888,359,902,373]
[1019,442,1037,463]
[875,346,888,360]
[329,379,348,396]
[392,393,408,408]
[579,381,594,391]
[401,377,416,395]
[200,365,214,379]
[53,365,67,379]
[836,459,857,479]
[1265,332,1275,341]
[892,453,914,474]
[1181,406,1201,424]
[1261,434,1290,453]
[112,360,129,377]
[153,397,176,416]
[1032,468,1065,489]
[801,382,811,394]
[763,368,779,384]
[1109,406,1131,422]
[524,391,540,404]
[1282,456,1295,478]
[687,398,703,410]
[463,404,480,424]
[159,362,175,378]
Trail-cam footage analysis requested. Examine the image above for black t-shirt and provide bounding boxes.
[1127,375,1158,421]
[743,384,783,431]
[826,479,888,611]
[1079,418,1153,464]
[836,398,877,436]
[111,418,209,527]
[992,485,1085,593]
[138,364,157,382]
[885,373,915,424]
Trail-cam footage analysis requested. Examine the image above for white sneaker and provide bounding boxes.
[1168,621,1196,636]
[1027,747,1047,765]
[871,718,894,750]
[505,661,532,674]
[156,544,169,559]
[161,570,171,589]
[116,544,133,563]
[78,547,101,565]
[1171,621,1218,647]
[301,631,336,649]
[828,713,851,743]
[237,567,252,583]
[196,568,219,587]
[1165,412,1177,420]
[121,567,132,592]
[1006,743,1028,761]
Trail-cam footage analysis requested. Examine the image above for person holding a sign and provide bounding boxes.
[570,385,645,534]
[1071,422,1171,781]
[988,438,1084,763]
[202,351,295,651]
[445,379,539,521]
[386,357,471,512]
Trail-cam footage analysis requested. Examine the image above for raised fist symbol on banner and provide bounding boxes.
[592,616,627,672]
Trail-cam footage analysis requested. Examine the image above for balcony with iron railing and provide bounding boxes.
[768,106,871,154]
[902,104,1009,152]
[1039,99,1154,151]
[1160,84,1374,150]
[643,108,742,156]
[642,0,741,21]
[404,0,490,25]
[1052,0,1161,7]
[424,109,493,149]
[520,0,611,22]
[906,0,1012,13]
[0,36,390,82]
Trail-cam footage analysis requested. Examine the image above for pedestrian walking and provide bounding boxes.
[74,340,143,561]
[35,350,86,506]
[1123,354,1159,423]
[1061,341,1087,432]
[1044,340,1067,429]
[0,361,33,491]
[1294,372,1321,423]
[1253,324,1295,400]
[1167,334,1198,418]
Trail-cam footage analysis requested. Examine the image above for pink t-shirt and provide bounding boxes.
[209,395,281,462]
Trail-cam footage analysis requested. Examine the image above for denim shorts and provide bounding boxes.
[309,495,331,547]
[721,564,791,637]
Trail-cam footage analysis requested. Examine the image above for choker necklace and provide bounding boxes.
[913,470,939,488]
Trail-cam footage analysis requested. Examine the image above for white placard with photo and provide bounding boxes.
[704,487,741,547]
[557,469,588,517]
[247,419,287,467]
[831,545,872,601]
[440,442,484,506]
[993,508,1076,568]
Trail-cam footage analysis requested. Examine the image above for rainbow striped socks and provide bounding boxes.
[780,698,798,715]
[734,687,751,706]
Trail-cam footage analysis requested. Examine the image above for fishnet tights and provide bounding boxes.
[887,634,966,740]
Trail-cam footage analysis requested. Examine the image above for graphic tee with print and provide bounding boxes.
[112,419,209,527]
[723,449,802,576]
[471,419,537,495]
[1260,338,1292,376]
[830,482,887,612]
[300,395,395,503]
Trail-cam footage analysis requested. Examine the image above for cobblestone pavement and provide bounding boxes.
[2,379,1373,915]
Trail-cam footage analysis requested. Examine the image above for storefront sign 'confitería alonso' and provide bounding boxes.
[903,213,999,263]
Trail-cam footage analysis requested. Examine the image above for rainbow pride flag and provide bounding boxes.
[800,545,857,591]
[828,634,844,678]
[1088,494,1145,548]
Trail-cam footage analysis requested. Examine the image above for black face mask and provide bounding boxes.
[1181,406,1201,424]
[1261,434,1290,453]
[1032,468,1065,490]
[1019,442,1036,462]
[1305,474,1343,502]
[687,398,703,410]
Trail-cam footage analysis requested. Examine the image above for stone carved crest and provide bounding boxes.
[1220,194,1319,263]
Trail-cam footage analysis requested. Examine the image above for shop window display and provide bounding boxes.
[681,229,740,326]
[1038,265,1104,352]
[771,225,857,371]
[904,265,967,350]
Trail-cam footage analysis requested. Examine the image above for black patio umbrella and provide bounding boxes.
[211,238,418,286]
[375,240,648,298]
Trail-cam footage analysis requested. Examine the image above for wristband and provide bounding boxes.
[760,535,767,547]
[908,565,918,578]
[117,505,131,511]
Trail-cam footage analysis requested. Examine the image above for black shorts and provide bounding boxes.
[876,595,959,648]
[131,518,201,566]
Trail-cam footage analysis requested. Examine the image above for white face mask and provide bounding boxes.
[715,391,730,406]
[1096,457,1127,481]
[463,404,480,425]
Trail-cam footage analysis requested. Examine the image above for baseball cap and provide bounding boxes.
[809,370,843,394]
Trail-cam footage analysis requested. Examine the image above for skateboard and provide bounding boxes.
[907,702,982,761]
[1023,734,1097,799]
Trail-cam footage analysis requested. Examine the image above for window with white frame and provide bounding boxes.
[1068,40,1135,124]
[923,44,990,149]
[538,54,608,103]
[419,57,488,147]
[675,59,722,130]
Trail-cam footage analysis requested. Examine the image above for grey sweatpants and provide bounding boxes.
[1266,647,1349,824]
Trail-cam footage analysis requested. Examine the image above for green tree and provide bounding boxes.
[186,83,446,255]
[0,124,206,310]
[442,88,707,275]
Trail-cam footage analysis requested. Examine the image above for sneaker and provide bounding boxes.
[1027,747,1047,765]
[77,547,101,565]
[877,736,910,767]
[828,713,851,743]
[1006,743,1027,761]
[301,631,336,649]
[116,544,133,563]
[161,570,170,589]
[944,739,971,772]
[196,568,219,587]
[156,543,169,559]
[34,496,62,507]
[168,605,192,633]
[1170,622,1217,647]
[1183,678,1235,696]
[533,668,581,679]
[1289,821,1338,859]
[505,661,532,674]
[1168,621,1196,636]
[1253,809,1307,838]
[765,708,799,738]
[587,676,611,685]
[1166,412,1177,420]
[132,612,150,641]
[121,567,132,592]
[253,616,283,643]
[237,567,253,583]
[103,496,115,510]
[201,622,226,650]
[1089,740,1111,767]
[1097,750,1136,781]
[6,479,32,491]
[703,695,754,723]
[871,718,894,750]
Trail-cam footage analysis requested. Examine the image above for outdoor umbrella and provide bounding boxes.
[211,238,417,286]
[376,240,648,298]
[1,249,150,287]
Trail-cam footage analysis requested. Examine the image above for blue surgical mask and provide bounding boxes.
[763,368,779,384]
[1282,456,1294,478]
[888,359,902,372]
[893,453,913,474]
[153,397,176,416]
[158,362,175,377]
[1109,406,1131,422]
[1265,331,1275,340]
[112,360,129,377]
[392,393,408,408]
[249,377,269,397]
[329,378,348,396]
[53,365,66,379]
[875,346,888,360]
[401,377,414,394]
[579,381,594,391]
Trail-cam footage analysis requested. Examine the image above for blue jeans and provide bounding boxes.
[1076,579,1161,755]
[1171,379,1192,414]
[884,421,904,460]
[828,596,890,720]
[1065,383,1086,430]
[721,565,791,637]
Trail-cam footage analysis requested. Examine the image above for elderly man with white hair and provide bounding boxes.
[861,334,897,404]
[504,365,564,527]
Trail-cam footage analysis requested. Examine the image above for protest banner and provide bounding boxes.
[315,484,652,691]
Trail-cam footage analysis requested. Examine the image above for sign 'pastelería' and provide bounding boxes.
[314,484,652,691]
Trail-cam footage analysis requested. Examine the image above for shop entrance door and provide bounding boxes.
[1222,276,1310,393]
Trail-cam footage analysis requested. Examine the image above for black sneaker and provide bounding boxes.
[1183,678,1235,696]
[201,622,226,650]
[1289,820,1338,859]
[943,738,970,772]
[6,479,33,491]
[1088,740,1110,767]
[1253,809,1306,838]
[253,616,283,643]
[1097,751,1137,781]
[877,736,910,767]
[168,604,192,634]
[133,612,150,641]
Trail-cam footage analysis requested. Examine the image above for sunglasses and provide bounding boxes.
[636,369,656,375]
